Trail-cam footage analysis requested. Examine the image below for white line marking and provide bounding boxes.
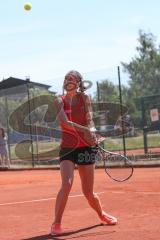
[0,191,105,207]
[111,191,160,195]
[137,191,160,195]
[111,191,125,194]
[1,190,159,207]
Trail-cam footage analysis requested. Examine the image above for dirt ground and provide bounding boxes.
[0,168,160,240]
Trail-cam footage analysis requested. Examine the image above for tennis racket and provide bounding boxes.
[96,142,134,182]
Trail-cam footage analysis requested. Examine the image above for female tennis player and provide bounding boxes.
[51,70,117,235]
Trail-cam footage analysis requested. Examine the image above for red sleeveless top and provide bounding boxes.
[60,92,90,148]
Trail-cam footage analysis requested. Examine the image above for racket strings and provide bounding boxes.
[99,148,133,182]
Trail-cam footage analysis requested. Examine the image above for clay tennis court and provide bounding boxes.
[0,167,160,240]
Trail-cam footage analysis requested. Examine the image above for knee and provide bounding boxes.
[83,192,97,201]
[61,179,73,195]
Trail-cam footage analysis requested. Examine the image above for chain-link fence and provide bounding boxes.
[0,70,160,170]
[0,78,61,169]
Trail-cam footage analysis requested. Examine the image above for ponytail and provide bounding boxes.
[79,79,86,92]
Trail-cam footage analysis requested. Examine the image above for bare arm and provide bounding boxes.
[83,94,106,144]
[83,94,96,131]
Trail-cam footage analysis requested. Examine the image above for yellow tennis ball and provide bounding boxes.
[24,2,32,11]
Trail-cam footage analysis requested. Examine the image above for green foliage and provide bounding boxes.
[121,30,160,127]
[94,79,119,102]
[94,30,160,128]
[122,30,160,97]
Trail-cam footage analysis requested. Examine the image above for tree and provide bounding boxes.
[94,79,119,102]
[121,30,160,127]
[122,30,160,97]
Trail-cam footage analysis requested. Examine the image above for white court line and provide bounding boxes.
[111,191,160,195]
[1,190,159,207]
[0,191,105,207]
[136,191,160,195]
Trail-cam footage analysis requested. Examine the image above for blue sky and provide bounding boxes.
[1,0,160,95]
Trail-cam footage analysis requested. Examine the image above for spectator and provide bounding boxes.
[0,127,10,168]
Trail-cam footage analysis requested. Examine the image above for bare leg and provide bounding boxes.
[54,160,75,224]
[7,156,10,168]
[78,164,117,224]
[1,155,5,167]
[3,155,10,168]
[0,155,2,167]
[78,164,103,218]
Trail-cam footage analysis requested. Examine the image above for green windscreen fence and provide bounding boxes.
[0,82,60,168]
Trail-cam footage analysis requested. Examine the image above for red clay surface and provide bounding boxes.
[0,168,160,240]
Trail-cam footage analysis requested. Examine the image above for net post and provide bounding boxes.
[117,66,126,156]
[26,77,35,167]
